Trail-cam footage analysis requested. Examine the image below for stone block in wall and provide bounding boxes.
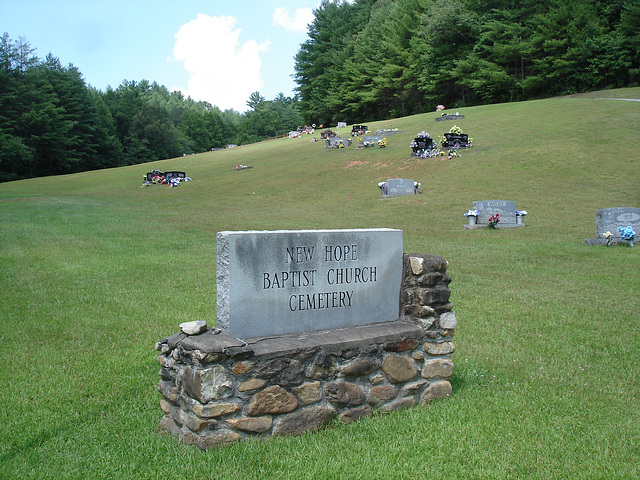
[183,365,232,404]
[247,386,298,416]
[421,358,454,379]
[381,355,418,383]
[324,382,365,406]
[273,406,335,435]
[339,405,372,423]
[420,380,453,402]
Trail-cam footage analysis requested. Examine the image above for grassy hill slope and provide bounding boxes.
[1,88,639,479]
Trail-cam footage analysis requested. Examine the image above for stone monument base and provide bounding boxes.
[155,253,456,449]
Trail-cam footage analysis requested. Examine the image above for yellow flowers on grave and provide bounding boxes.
[378,138,387,148]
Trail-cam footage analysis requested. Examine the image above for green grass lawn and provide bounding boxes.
[1,89,639,479]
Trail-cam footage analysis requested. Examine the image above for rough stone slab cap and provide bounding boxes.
[158,329,252,356]
[245,320,424,359]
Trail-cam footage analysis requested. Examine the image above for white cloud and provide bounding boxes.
[171,14,270,112]
[272,7,314,34]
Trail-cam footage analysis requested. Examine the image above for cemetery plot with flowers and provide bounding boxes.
[410,125,473,159]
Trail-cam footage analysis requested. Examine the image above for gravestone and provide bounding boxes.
[472,200,518,227]
[435,114,465,122]
[358,135,383,147]
[442,133,470,148]
[216,228,403,338]
[325,137,351,148]
[595,207,640,238]
[411,135,438,157]
[383,178,418,197]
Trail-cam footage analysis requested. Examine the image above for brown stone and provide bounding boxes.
[273,407,334,435]
[401,379,427,395]
[293,381,322,405]
[159,398,173,414]
[324,382,365,406]
[379,396,416,412]
[383,338,420,352]
[192,402,240,418]
[183,411,214,432]
[232,361,254,375]
[157,380,178,403]
[226,416,273,433]
[196,431,243,450]
[368,385,397,406]
[247,385,298,416]
[339,405,372,423]
[421,380,452,403]
[159,416,180,436]
[421,358,454,379]
[381,355,417,383]
[340,357,377,377]
[423,341,455,356]
[238,378,266,392]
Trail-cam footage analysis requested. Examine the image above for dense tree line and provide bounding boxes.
[294,0,640,125]
[0,34,302,182]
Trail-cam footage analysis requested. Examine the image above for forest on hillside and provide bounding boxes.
[0,34,302,182]
[295,0,640,124]
[1,0,638,182]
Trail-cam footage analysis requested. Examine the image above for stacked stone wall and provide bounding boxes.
[155,253,456,449]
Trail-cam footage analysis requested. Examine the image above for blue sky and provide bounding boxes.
[0,0,321,112]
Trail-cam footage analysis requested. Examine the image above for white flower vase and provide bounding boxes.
[630,240,634,247]
[516,215,524,225]
[467,216,477,225]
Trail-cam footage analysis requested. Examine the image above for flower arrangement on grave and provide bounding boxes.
[488,213,500,229]
[414,181,421,193]
[603,231,613,246]
[449,125,463,135]
[378,138,387,148]
[378,181,387,195]
[618,226,635,246]
[464,209,479,217]
[516,210,527,216]
[420,149,445,158]
[338,140,345,148]
[436,105,445,111]
[412,131,432,142]
[448,149,461,158]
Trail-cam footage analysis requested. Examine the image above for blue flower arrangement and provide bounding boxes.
[618,226,636,246]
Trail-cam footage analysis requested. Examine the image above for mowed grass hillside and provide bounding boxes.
[1,88,639,479]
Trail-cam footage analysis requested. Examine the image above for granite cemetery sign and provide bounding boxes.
[216,229,403,338]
